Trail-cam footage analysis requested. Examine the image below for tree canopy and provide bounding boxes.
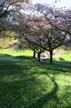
[1,2,71,63]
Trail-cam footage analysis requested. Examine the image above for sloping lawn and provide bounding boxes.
[55,50,71,62]
[0,49,33,57]
[0,49,71,108]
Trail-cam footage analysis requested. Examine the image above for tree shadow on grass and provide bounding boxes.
[0,54,60,108]
[25,75,59,108]
[54,57,71,67]
[0,74,59,108]
[0,77,46,108]
[0,54,70,76]
[41,58,71,66]
[0,54,71,108]
[0,54,38,80]
[1,54,70,76]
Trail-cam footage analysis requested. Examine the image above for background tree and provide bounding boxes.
[0,0,29,31]
[7,3,71,63]
[25,4,71,63]
[0,0,30,50]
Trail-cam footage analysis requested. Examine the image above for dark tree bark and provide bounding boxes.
[37,52,41,61]
[49,50,53,63]
[33,49,36,58]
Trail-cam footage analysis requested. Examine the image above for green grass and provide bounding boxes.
[0,48,33,57]
[0,49,71,108]
[54,50,71,62]
[60,51,71,61]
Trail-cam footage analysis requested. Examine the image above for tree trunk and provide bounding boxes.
[33,50,36,58]
[37,52,41,61]
[49,50,53,63]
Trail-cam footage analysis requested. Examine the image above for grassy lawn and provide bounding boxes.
[54,49,71,62]
[0,49,71,108]
[0,49,33,57]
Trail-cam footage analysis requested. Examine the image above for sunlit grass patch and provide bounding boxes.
[54,50,71,62]
[0,48,33,57]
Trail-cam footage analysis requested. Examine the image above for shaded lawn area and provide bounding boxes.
[0,54,71,108]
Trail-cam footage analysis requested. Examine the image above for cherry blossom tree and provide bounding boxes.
[8,3,71,63]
